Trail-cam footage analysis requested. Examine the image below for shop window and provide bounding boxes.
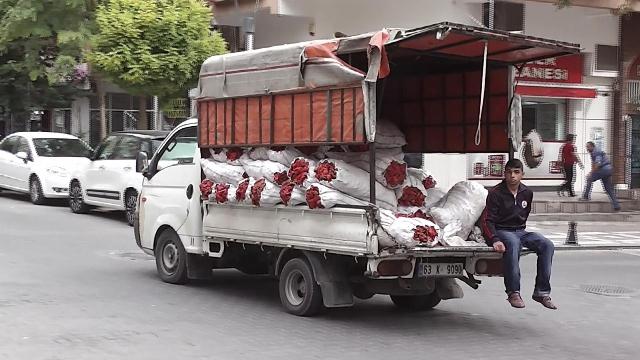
[595,44,618,72]
[522,100,566,141]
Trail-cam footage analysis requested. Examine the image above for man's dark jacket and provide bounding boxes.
[481,180,534,246]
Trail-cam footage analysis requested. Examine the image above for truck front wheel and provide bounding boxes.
[155,229,188,284]
[390,293,441,311]
[279,258,323,316]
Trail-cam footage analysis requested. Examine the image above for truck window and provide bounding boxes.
[156,126,197,170]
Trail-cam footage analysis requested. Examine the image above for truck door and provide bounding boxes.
[138,125,202,252]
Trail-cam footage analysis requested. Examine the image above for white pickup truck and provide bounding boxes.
[134,23,622,316]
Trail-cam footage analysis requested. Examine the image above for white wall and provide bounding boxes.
[524,2,619,54]
[277,0,484,41]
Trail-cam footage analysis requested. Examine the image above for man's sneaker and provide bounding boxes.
[578,197,590,201]
[532,295,557,310]
[507,292,525,308]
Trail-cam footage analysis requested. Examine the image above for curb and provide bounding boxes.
[529,212,640,222]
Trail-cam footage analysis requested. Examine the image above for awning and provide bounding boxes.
[386,22,580,65]
[516,85,597,99]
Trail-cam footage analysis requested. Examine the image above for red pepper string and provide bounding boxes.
[273,171,289,185]
[398,186,426,207]
[226,147,244,161]
[305,186,324,209]
[315,161,337,182]
[289,159,310,185]
[384,161,407,188]
[422,175,436,190]
[236,179,250,201]
[250,179,266,206]
[214,183,230,204]
[280,181,295,205]
[199,179,214,199]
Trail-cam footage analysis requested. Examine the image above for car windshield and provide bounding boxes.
[32,138,93,158]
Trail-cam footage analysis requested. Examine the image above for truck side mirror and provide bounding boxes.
[135,151,149,174]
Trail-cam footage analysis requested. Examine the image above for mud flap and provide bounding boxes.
[187,253,213,280]
[436,278,464,300]
[302,250,354,308]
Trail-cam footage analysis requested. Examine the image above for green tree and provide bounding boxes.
[0,0,96,130]
[88,0,226,130]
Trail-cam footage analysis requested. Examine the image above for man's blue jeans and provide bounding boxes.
[583,164,620,210]
[495,229,555,297]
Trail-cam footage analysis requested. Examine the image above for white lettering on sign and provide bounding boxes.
[516,66,569,81]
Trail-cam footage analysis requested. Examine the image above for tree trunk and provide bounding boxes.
[138,95,148,130]
[98,83,107,141]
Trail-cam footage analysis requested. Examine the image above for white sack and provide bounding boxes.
[314,159,397,211]
[268,147,306,166]
[249,178,282,207]
[305,184,366,209]
[387,217,441,248]
[201,159,246,186]
[424,187,447,210]
[429,181,488,243]
[240,158,289,185]
[376,119,407,148]
[209,148,248,165]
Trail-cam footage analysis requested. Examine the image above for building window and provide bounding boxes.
[595,44,618,72]
[483,1,525,32]
[522,99,566,141]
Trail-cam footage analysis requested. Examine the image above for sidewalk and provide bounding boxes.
[528,220,640,249]
[530,191,640,222]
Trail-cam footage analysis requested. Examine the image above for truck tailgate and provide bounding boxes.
[202,202,376,256]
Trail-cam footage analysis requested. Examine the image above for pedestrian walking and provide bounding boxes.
[557,134,583,197]
[481,159,557,310]
[579,141,621,211]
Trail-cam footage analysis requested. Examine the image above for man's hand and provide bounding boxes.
[493,241,506,253]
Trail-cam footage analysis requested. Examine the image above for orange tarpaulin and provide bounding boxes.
[198,87,365,148]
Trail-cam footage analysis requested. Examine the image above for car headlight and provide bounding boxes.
[46,167,68,177]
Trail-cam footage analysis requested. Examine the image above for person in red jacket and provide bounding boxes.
[481,159,557,310]
[558,134,583,197]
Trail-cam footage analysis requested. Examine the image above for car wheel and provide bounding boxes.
[124,190,137,227]
[390,293,441,311]
[278,257,324,316]
[29,177,46,205]
[155,229,188,284]
[69,180,89,214]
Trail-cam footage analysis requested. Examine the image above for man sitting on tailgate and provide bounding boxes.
[481,159,557,310]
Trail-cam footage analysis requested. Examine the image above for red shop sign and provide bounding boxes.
[515,54,583,84]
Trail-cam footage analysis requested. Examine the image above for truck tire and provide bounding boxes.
[278,258,323,316]
[155,229,188,284]
[390,293,441,311]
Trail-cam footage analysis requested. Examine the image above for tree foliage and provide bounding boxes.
[87,0,226,101]
[0,0,95,114]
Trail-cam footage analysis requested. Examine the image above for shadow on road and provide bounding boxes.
[147,268,533,336]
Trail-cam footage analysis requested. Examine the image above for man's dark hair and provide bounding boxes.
[586,141,595,147]
[505,158,524,170]
[566,134,575,141]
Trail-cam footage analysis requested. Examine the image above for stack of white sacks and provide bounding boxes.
[200,120,488,249]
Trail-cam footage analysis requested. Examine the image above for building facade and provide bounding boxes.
[210,0,629,192]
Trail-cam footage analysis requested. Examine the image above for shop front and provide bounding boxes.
[467,54,605,189]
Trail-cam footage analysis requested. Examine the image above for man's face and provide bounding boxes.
[586,143,595,153]
[504,167,523,187]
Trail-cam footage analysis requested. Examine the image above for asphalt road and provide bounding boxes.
[1,191,639,360]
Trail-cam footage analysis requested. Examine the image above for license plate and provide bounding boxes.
[419,263,464,277]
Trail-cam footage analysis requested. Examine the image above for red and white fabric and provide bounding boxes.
[201,158,247,186]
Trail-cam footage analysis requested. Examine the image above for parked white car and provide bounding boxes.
[68,130,169,226]
[0,132,93,204]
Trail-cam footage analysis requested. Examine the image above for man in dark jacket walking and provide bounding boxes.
[481,159,557,310]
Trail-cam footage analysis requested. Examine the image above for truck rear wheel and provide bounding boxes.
[155,229,188,284]
[390,293,441,311]
[279,258,323,316]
